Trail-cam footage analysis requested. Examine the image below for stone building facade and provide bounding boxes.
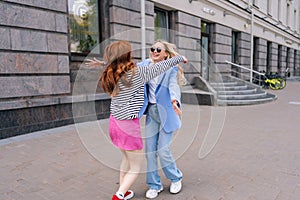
[0,0,299,138]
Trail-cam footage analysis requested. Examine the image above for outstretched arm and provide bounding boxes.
[138,55,187,83]
[85,57,105,67]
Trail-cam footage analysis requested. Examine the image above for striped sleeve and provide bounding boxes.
[138,55,184,83]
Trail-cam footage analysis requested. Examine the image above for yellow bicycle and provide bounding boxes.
[263,75,286,90]
[262,68,289,90]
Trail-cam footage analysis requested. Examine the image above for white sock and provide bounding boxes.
[116,191,124,199]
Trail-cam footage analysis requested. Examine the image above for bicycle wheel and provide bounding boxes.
[278,78,286,89]
[269,79,281,90]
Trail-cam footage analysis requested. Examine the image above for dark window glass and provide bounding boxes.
[201,22,210,34]
[232,32,238,63]
[267,41,272,73]
[201,22,211,80]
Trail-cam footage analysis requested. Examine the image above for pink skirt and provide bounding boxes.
[109,115,143,150]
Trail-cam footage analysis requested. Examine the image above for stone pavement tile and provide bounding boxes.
[291,186,300,200]
[226,181,280,199]
[1,190,24,200]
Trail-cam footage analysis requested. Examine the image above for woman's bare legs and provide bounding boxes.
[119,151,129,185]
[117,149,143,194]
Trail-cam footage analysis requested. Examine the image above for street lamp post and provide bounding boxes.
[249,0,254,83]
[141,0,146,61]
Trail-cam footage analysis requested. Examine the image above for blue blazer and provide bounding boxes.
[138,59,181,133]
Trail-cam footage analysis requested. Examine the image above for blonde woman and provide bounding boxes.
[138,40,186,199]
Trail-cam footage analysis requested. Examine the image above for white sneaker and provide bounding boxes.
[170,180,182,194]
[145,186,163,199]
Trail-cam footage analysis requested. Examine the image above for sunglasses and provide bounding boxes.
[150,47,162,53]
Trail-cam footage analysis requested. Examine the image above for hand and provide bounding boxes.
[182,56,188,64]
[172,99,182,116]
[85,57,105,67]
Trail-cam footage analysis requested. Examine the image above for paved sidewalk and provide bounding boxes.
[1,81,300,200]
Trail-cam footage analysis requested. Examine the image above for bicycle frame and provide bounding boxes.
[262,68,289,90]
[263,76,282,90]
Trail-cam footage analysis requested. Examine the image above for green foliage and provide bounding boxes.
[77,35,97,53]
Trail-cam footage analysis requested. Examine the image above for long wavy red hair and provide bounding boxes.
[100,40,136,96]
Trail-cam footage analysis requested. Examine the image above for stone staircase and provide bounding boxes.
[211,76,277,106]
[181,75,277,106]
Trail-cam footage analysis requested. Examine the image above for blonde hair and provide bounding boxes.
[150,39,187,85]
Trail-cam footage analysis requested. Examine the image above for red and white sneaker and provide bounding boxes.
[124,190,134,200]
[112,194,124,200]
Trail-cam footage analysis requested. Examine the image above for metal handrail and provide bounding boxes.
[225,60,265,76]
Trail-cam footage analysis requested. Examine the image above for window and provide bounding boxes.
[253,0,257,6]
[278,0,281,21]
[266,41,272,73]
[201,22,211,80]
[294,9,297,30]
[286,47,290,70]
[68,0,100,54]
[293,50,297,76]
[232,32,239,63]
[231,31,240,78]
[154,8,169,41]
[253,37,259,71]
[287,3,290,27]
[267,0,271,15]
[278,45,282,72]
[201,22,210,34]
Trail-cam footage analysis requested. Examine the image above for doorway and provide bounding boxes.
[201,22,211,80]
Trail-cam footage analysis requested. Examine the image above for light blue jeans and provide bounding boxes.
[145,104,182,190]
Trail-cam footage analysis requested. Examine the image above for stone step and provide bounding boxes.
[217,90,267,100]
[213,76,277,106]
[213,84,248,90]
[180,75,277,106]
[217,93,277,106]
[217,88,257,95]
[210,81,239,87]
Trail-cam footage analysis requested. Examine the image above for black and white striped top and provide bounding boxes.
[110,55,185,120]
